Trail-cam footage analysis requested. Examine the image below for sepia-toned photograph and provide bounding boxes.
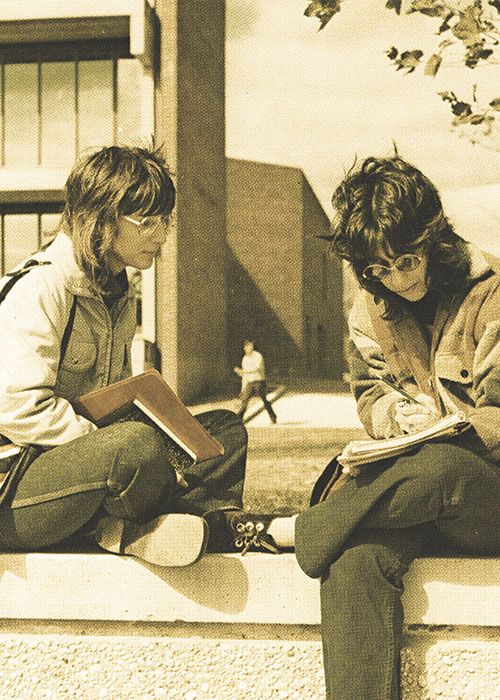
[1,1,500,698]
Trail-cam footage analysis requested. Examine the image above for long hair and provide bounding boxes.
[62,144,176,290]
[327,156,471,318]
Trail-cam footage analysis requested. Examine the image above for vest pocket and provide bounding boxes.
[435,352,472,385]
[61,339,97,373]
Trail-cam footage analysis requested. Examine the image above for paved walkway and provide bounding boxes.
[247,388,362,429]
[190,385,363,430]
[190,383,364,514]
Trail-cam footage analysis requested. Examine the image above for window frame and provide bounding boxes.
[0,42,146,203]
[0,203,63,274]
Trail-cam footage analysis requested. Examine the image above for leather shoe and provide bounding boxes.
[206,510,282,555]
[95,513,208,567]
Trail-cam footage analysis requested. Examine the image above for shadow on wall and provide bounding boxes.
[226,249,301,380]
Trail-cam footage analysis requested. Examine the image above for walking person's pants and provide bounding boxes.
[237,380,276,422]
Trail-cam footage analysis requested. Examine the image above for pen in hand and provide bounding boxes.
[375,375,438,413]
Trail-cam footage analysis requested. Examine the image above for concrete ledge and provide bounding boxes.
[1,551,500,626]
[0,551,319,625]
[1,552,500,699]
[402,556,500,626]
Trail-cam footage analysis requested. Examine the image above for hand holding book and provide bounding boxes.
[337,375,470,476]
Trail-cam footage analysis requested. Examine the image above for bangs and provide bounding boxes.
[121,171,176,217]
[342,206,397,268]
[350,222,427,269]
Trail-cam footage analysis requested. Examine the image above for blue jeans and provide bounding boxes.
[0,409,246,551]
[296,441,500,700]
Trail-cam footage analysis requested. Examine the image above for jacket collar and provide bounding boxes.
[467,241,499,281]
[369,240,499,395]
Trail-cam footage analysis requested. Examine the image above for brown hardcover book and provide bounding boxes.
[72,369,224,464]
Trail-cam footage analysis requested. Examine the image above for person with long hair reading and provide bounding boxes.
[0,145,284,565]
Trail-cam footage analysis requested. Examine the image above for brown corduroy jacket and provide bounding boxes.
[295,242,500,579]
[348,243,500,464]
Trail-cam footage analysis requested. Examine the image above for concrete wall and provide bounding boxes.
[226,159,306,379]
[2,552,500,699]
[226,158,343,381]
[153,5,345,396]
[155,0,228,402]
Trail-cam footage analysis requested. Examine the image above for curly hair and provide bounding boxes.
[327,156,471,318]
[62,144,176,291]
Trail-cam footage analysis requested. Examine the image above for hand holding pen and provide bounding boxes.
[376,375,440,434]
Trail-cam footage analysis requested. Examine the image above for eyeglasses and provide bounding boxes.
[123,215,168,236]
[362,253,423,281]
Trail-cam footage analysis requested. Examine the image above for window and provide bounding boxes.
[0,4,156,342]
[0,44,143,169]
[0,42,144,287]
[1,207,61,273]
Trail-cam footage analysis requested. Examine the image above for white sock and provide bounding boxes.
[267,515,297,548]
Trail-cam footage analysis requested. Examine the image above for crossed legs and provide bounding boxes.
[313,442,500,700]
[0,409,247,564]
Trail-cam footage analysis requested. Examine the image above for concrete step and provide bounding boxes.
[1,550,500,699]
[1,549,499,627]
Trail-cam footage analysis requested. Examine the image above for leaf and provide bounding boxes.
[424,54,442,76]
[408,1,449,18]
[396,49,424,73]
[386,0,402,13]
[465,43,493,68]
[489,97,500,110]
[469,114,487,124]
[451,100,472,117]
[304,0,342,30]
[438,90,457,102]
[438,12,455,34]
[452,6,482,42]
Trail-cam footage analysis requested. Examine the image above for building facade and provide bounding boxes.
[0,1,344,401]
[227,158,345,382]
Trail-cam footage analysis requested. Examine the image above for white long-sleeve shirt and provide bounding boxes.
[240,350,266,389]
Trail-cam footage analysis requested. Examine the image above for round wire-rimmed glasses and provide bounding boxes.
[362,253,423,282]
[123,215,169,236]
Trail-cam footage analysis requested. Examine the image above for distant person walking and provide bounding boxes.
[234,340,277,424]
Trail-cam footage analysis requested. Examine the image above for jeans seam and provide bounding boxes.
[384,596,396,700]
[10,480,107,509]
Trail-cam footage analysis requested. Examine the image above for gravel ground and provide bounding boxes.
[0,636,325,700]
